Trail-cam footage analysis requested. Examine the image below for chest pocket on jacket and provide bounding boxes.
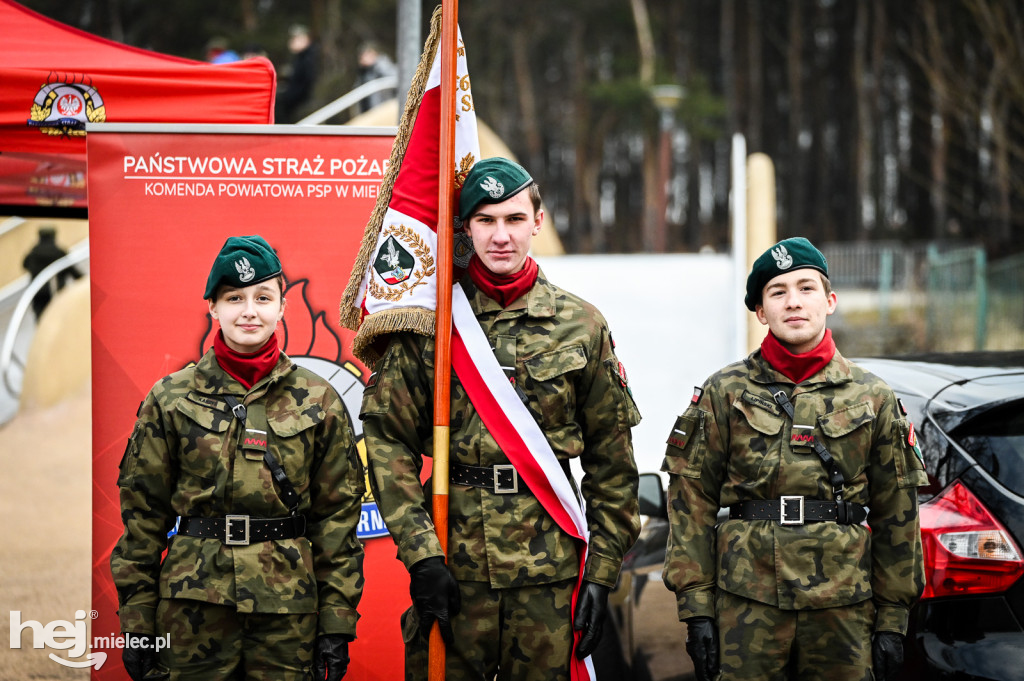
[523,344,587,428]
[729,394,785,478]
[175,393,234,483]
[266,408,324,491]
[734,392,785,437]
[818,402,875,477]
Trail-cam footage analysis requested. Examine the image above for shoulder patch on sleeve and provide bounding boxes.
[616,360,629,387]
[907,421,924,466]
[663,411,707,478]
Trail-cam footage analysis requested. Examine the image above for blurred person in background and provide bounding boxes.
[205,37,240,64]
[354,40,397,113]
[22,226,80,319]
[276,24,319,123]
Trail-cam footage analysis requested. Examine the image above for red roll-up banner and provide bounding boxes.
[87,124,405,680]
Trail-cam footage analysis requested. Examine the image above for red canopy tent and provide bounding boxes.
[0,0,277,215]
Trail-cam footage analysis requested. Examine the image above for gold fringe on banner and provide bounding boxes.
[351,306,436,366]
[339,6,444,366]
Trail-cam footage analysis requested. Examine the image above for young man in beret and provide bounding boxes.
[662,237,928,681]
[361,158,642,680]
[111,236,364,681]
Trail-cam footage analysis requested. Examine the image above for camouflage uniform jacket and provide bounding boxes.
[111,349,365,637]
[662,349,927,634]
[361,271,642,589]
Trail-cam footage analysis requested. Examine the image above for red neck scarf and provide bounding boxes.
[213,330,280,389]
[467,255,539,308]
[760,329,836,384]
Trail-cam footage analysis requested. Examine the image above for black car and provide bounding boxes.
[600,352,1024,681]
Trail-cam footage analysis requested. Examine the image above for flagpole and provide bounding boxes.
[430,0,459,678]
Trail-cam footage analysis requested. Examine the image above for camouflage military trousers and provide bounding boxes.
[155,599,317,681]
[402,579,575,681]
[716,590,874,681]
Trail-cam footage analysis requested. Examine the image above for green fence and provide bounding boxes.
[985,253,1024,350]
[821,242,1024,354]
[926,247,1024,351]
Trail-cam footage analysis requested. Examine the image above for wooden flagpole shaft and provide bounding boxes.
[430,0,459,679]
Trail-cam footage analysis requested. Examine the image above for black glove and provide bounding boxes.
[684,616,719,681]
[573,581,610,659]
[872,631,905,681]
[313,634,351,681]
[122,633,157,681]
[409,556,461,645]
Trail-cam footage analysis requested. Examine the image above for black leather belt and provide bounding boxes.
[451,462,525,494]
[178,514,306,546]
[729,498,867,526]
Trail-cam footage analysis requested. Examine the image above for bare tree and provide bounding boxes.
[630,0,661,252]
[786,0,806,237]
[852,1,873,239]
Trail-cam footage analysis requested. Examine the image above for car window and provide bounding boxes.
[951,400,1024,497]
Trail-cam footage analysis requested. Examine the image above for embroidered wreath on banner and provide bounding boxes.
[368,224,436,302]
[455,153,476,190]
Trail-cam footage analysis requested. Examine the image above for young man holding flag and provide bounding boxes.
[360,157,642,680]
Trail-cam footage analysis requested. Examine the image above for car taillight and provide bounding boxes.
[919,480,1024,599]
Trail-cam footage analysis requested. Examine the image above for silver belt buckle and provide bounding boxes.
[780,496,804,525]
[225,515,250,545]
[493,465,519,494]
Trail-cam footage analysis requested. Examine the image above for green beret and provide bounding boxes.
[203,235,282,299]
[459,157,533,219]
[744,237,828,311]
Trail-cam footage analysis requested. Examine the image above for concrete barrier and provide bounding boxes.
[20,276,91,410]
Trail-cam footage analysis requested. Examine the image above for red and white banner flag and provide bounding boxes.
[340,9,596,679]
[340,9,479,359]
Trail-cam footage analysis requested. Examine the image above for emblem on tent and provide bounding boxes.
[27,74,106,138]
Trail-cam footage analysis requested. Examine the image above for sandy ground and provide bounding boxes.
[0,382,91,680]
